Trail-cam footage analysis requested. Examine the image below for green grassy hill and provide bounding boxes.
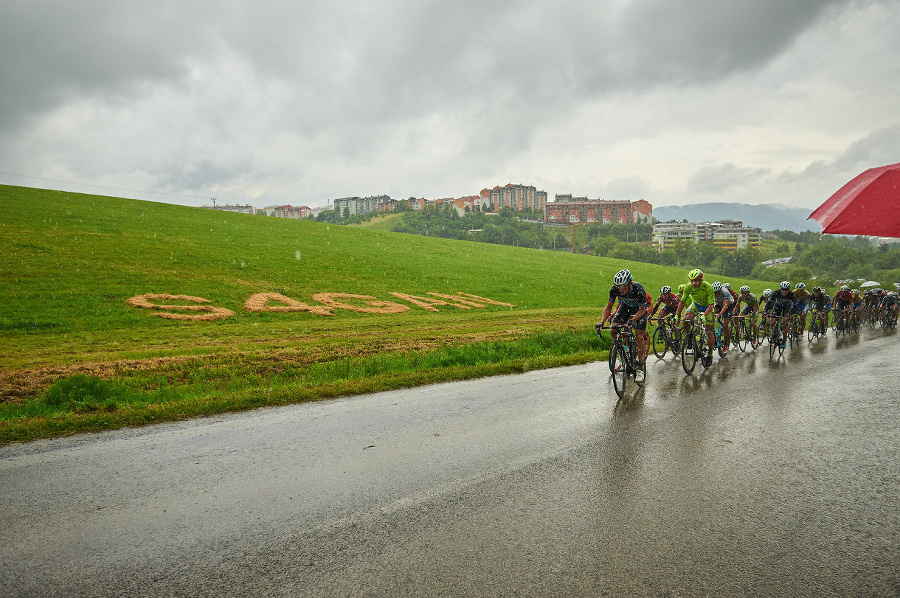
[0,185,773,441]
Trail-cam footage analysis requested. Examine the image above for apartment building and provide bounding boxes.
[260,205,311,218]
[653,219,762,252]
[485,184,548,212]
[652,222,699,250]
[331,195,391,216]
[545,196,651,225]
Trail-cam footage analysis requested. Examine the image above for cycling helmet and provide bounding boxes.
[780,281,791,290]
[740,285,750,294]
[762,289,772,298]
[613,268,632,286]
[813,286,821,293]
[795,282,805,290]
[841,285,849,291]
[712,282,723,293]
[688,269,703,281]
[723,283,731,290]
[852,289,860,295]
[661,285,671,294]
[678,284,686,294]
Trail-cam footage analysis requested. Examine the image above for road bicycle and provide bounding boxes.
[598,323,646,398]
[712,315,729,358]
[767,315,788,358]
[731,313,759,351]
[787,313,803,349]
[736,313,760,351]
[865,304,879,327]
[807,309,828,341]
[680,315,712,375]
[649,315,681,359]
[757,314,771,343]
[833,308,852,337]
[880,306,898,330]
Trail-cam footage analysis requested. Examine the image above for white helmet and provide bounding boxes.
[740,285,750,293]
[763,289,772,298]
[780,281,791,290]
[613,268,632,286]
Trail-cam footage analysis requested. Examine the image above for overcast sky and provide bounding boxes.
[1,0,898,211]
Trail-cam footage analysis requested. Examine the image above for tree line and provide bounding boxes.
[315,204,900,286]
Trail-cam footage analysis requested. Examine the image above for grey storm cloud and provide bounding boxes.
[0,0,897,208]
[1,0,843,134]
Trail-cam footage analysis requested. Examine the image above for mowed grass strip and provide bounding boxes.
[1,185,770,443]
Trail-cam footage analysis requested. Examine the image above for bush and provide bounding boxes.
[45,374,118,412]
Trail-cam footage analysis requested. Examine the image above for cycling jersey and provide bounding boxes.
[682,281,716,310]
[737,292,759,313]
[714,290,732,309]
[771,289,795,318]
[651,292,680,318]
[809,292,828,311]
[772,289,795,308]
[608,281,649,309]
[727,288,739,310]
[607,281,650,330]
[793,289,810,306]
[834,290,853,307]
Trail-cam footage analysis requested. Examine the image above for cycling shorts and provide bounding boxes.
[790,302,807,315]
[771,303,792,318]
[612,304,647,331]
[686,302,715,324]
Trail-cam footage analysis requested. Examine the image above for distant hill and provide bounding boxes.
[653,203,820,233]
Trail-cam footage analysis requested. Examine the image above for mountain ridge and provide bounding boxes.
[653,203,820,233]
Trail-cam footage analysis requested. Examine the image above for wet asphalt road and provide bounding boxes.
[2,327,899,597]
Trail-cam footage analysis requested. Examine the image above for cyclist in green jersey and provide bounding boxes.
[675,268,717,366]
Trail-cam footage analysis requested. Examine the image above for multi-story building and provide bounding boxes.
[654,219,762,252]
[261,205,311,218]
[485,184,548,212]
[652,222,699,250]
[545,196,651,225]
[331,195,390,217]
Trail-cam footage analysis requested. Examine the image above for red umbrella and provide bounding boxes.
[808,162,900,237]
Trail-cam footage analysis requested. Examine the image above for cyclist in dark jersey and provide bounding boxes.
[734,285,760,335]
[769,281,796,349]
[881,292,899,322]
[808,287,829,333]
[599,268,650,382]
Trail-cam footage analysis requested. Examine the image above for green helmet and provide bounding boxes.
[688,269,703,281]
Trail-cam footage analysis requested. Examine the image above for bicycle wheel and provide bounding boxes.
[769,326,777,358]
[748,320,759,350]
[788,318,798,349]
[807,319,817,342]
[608,341,616,373]
[736,321,747,352]
[681,330,697,375]
[698,329,712,369]
[651,326,668,359]
[611,345,628,398]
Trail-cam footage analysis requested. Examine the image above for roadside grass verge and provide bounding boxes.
[0,327,607,443]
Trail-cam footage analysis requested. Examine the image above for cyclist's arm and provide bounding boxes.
[600,300,615,327]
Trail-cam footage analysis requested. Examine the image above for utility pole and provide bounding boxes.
[211,197,217,209]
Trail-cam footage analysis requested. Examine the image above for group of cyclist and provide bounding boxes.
[599,267,900,375]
